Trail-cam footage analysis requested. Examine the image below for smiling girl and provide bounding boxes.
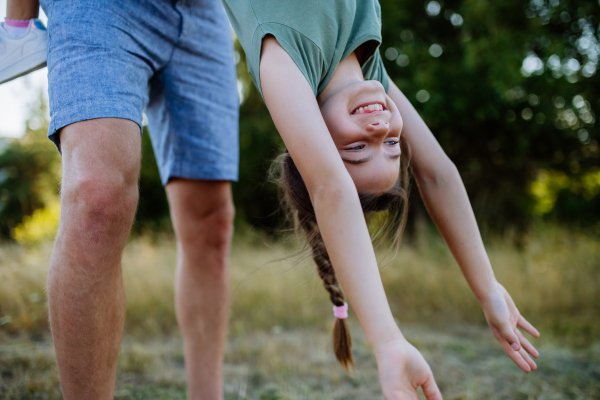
[223,1,540,398]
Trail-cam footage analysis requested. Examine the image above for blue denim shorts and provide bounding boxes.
[40,0,239,184]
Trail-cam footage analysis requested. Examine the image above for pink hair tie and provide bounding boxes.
[333,302,348,319]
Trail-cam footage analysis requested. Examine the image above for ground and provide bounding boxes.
[2,322,599,399]
[1,230,599,399]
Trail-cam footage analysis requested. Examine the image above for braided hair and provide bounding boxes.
[275,148,410,371]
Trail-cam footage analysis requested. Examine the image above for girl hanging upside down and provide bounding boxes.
[222,0,540,398]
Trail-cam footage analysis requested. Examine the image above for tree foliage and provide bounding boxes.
[0,97,60,239]
[379,0,599,230]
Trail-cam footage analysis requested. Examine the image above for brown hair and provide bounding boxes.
[273,145,411,371]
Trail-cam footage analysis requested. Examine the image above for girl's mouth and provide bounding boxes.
[351,102,386,115]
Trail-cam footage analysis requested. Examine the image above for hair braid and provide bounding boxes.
[273,148,411,372]
[297,211,354,371]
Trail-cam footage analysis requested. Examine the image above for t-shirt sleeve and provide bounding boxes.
[361,49,389,93]
[253,25,325,97]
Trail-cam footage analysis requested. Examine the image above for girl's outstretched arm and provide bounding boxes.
[387,79,540,372]
[260,37,442,400]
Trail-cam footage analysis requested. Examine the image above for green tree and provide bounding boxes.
[0,95,60,238]
[379,0,599,229]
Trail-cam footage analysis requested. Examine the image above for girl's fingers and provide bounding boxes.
[517,329,539,358]
[518,315,540,338]
[498,337,531,372]
[497,322,521,351]
[518,346,538,371]
[421,375,443,400]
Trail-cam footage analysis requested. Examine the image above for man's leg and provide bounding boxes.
[166,179,234,400]
[47,118,141,400]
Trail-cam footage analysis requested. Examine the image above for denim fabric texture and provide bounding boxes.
[40,0,240,183]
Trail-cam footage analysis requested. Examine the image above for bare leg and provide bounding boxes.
[47,118,141,400]
[166,180,234,400]
[6,0,39,20]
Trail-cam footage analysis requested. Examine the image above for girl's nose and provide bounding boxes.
[366,120,389,135]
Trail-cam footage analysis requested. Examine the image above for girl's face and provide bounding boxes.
[319,80,403,194]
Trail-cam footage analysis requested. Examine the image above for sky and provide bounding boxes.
[0,0,49,138]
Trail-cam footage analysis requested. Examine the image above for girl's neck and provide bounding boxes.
[317,51,364,106]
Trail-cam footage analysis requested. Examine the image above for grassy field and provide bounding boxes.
[1,225,599,398]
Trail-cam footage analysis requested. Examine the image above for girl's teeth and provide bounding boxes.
[354,104,384,114]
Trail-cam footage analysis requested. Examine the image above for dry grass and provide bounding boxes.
[0,225,599,398]
[2,323,599,399]
[3,224,598,343]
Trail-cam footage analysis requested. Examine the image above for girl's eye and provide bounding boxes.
[346,145,365,151]
[385,140,399,146]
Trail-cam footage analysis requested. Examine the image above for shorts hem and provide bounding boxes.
[162,167,239,186]
[47,101,143,149]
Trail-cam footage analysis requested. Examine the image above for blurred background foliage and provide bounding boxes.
[0,95,60,241]
[0,0,598,243]
[379,0,599,233]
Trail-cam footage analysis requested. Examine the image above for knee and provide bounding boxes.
[57,118,141,240]
[176,201,235,256]
[61,173,139,239]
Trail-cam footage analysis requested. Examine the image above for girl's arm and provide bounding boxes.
[387,79,540,372]
[6,0,40,20]
[260,37,442,400]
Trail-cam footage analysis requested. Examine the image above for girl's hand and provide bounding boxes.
[480,282,541,372]
[375,339,443,400]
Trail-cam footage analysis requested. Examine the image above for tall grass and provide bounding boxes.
[381,225,600,346]
[0,224,598,346]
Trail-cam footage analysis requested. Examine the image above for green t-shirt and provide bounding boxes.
[222,0,389,97]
